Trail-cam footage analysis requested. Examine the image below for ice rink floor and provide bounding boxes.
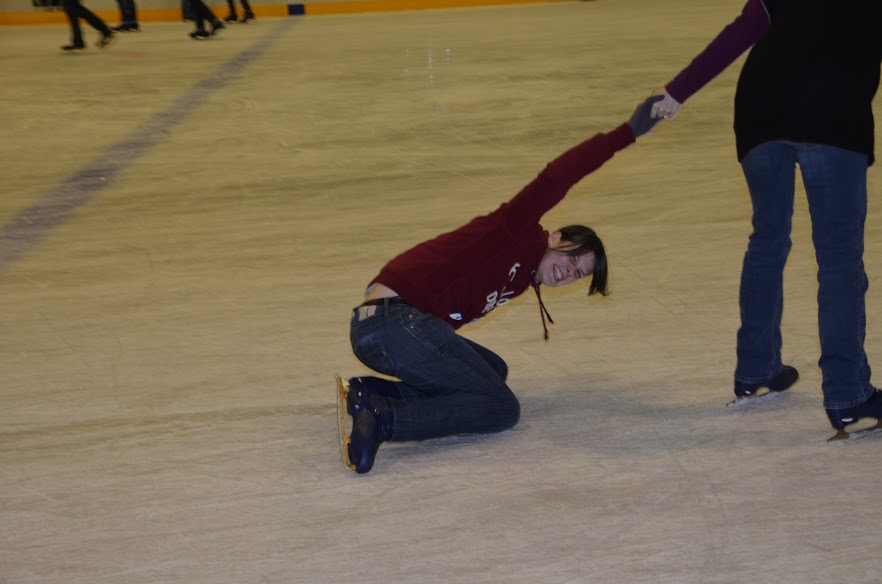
[2,1,881,582]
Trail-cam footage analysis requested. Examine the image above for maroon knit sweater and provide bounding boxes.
[371,123,636,329]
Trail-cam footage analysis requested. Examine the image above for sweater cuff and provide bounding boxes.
[665,83,686,104]
[609,123,637,152]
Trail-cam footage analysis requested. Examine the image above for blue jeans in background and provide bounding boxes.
[114,0,137,26]
[349,298,520,442]
[62,0,111,46]
[737,141,873,409]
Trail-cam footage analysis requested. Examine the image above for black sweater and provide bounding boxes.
[735,0,882,164]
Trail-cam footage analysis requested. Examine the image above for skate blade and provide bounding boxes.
[827,420,882,442]
[336,375,356,471]
[726,389,784,408]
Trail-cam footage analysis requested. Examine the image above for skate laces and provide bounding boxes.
[531,282,555,341]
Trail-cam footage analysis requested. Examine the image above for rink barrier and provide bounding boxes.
[0,0,573,25]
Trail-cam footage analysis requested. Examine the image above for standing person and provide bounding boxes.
[337,96,663,474]
[224,0,255,23]
[112,0,140,32]
[186,0,225,39]
[650,0,882,439]
[60,0,116,52]
[181,0,196,22]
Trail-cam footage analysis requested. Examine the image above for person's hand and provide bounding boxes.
[650,88,681,120]
[627,95,666,138]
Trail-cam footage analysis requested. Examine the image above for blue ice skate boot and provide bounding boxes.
[345,377,402,415]
[734,365,799,399]
[347,377,395,474]
[825,388,882,441]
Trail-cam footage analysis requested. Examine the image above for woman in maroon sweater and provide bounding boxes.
[338,96,662,474]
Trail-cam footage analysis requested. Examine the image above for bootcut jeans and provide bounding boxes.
[736,140,873,409]
[349,298,520,441]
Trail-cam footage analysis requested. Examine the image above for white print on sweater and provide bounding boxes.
[481,262,522,315]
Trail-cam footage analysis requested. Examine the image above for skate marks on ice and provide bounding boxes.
[336,375,356,472]
[725,390,787,409]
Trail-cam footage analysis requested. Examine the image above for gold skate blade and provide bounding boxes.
[336,375,356,471]
[827,419,882,442]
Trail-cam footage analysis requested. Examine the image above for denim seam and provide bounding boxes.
[824,387,875,410]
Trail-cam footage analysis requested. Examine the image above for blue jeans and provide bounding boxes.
[349,298,520,442]
[737,141,872,408]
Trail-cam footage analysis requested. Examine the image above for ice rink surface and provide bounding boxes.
[1,1,881,582]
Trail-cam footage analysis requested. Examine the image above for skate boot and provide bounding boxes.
[62,44,86,53]
[224,12,238,23]
[96,31,116,49]
[343,377,394,474]
[344,376,403,403]
[825,389,882,441]
[189,29,211,39]
[729,365,799,406]
[210,20,225,36]
[241,9,255,22]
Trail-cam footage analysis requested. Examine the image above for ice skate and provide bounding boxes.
[96,31,116,49]
[826,389,882,442]
[335,375,394,474]
[727,365,798,407]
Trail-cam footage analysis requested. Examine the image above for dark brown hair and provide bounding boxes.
[557,225,609,296]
